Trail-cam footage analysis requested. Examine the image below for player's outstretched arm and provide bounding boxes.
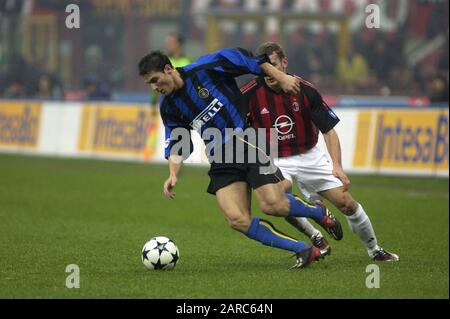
[163,155,183,199]
[260,62,300,94]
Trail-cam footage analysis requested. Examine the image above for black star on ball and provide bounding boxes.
[151,258,165,270]
[156,243,167,255]
[171,250,179,265]
[142,249,150,261]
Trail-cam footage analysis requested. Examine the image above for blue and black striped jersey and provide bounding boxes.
[159,47,269,159]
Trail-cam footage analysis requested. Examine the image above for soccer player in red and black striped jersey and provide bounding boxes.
[241,42,398,261]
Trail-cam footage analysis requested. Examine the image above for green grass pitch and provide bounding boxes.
[0,154,448,298]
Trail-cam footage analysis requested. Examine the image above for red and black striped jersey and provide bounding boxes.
[241,76,339,158]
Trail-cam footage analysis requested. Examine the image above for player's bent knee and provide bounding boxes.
[259,200,289,216]
[226,215,251,233]
[259,201,274,215]
[336,194,358,215]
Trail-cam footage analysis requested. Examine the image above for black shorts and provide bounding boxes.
[205,129,284,195]
[207,161,284,195]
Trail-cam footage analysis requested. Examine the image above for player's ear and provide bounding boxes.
[164,64,173,74]
[282,57,288,71]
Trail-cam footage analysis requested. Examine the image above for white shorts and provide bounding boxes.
[274,145,343,201]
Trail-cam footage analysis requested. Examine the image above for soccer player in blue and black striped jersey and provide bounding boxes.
[138,47,343,268]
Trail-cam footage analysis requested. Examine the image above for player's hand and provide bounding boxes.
[163,175,178,199]
[280,74,300,94]
[333,167,350,192]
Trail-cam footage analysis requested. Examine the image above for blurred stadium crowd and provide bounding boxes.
[0,0,448,104]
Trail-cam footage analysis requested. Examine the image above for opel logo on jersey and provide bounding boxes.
[198,87,210,99]
[274,115,294,135]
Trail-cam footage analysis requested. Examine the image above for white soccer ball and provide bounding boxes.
[141,236,180,270]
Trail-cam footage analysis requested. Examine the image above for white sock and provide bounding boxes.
[285,216,322,239]
[346,203,379,256]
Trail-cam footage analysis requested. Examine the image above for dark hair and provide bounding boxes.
[138,51,173,76]
[256,42,286,59]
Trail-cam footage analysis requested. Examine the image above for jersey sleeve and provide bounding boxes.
[184,48,270,78]
[303,85,340,133]
[160,101,194,160]
[239,78,261,127]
